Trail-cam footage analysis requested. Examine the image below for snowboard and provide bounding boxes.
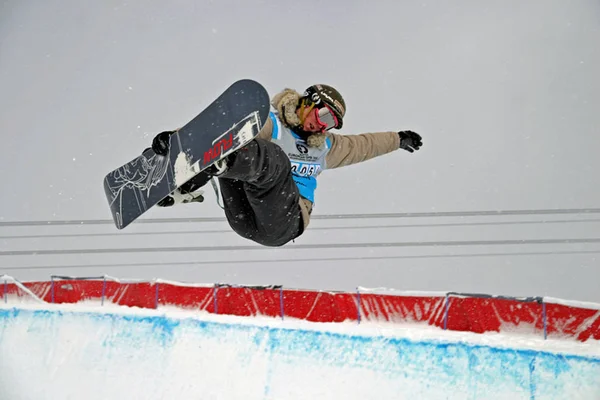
[103,79,270,230]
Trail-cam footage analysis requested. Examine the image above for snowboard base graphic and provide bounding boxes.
[103,79,270,229]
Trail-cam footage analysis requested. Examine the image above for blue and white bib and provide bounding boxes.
[269,109,331,203]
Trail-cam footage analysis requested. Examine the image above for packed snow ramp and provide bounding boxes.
[1,276,600,399]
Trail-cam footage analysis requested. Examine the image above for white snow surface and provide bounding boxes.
[1,302,599,399]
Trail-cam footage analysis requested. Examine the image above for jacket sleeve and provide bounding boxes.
[325,131,400,169]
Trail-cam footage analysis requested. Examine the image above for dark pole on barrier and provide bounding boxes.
[101,276,107,306]
[213,284,219,314]
[154,282,160,309]
[542,300,548,340]
[443,293,451,330]
[50,276,55,304]
[279,287,284,320]
[356,288,362,325]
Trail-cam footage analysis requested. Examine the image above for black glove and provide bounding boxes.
[151,130,176,156]
[398,130,422,153]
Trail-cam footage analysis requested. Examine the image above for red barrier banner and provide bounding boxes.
[3,278,599,342]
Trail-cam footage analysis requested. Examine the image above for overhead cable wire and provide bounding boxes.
[2,238,600,256]
[1,218,600,240]
[2,250,600,271]
[1,207,600,227]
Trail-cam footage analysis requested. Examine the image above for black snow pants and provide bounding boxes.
[217,138,304,247]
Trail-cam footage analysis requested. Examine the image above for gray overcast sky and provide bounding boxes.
[1,0,599,301]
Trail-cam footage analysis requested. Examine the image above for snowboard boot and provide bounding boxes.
[157,158,229,207]
[157,188,205,207]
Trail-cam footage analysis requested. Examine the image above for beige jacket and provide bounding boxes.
[257,89,401,230]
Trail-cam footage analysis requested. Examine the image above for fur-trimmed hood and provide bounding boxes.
[270,88,327,148]
[271,88,302,128]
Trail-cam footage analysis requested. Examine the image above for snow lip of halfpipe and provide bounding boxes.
[2,301,600,359]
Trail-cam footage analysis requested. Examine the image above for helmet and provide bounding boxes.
[303,84,346,129]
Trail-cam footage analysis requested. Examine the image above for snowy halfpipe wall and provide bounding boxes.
[1,305,600,399]
[1,276,600,399]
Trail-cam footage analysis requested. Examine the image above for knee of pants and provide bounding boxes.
[254,220,303,247]
[227,221,299,247]
[251,234,295,247]
[232,229,292,247]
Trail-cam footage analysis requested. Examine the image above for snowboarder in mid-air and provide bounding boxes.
[151,84,423,247]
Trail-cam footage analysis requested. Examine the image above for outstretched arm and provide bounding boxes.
[325,130,422,169]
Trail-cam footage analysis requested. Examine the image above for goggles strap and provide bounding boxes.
[299,98,315,125]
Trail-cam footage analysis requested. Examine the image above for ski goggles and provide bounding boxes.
[314,105,339,132]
